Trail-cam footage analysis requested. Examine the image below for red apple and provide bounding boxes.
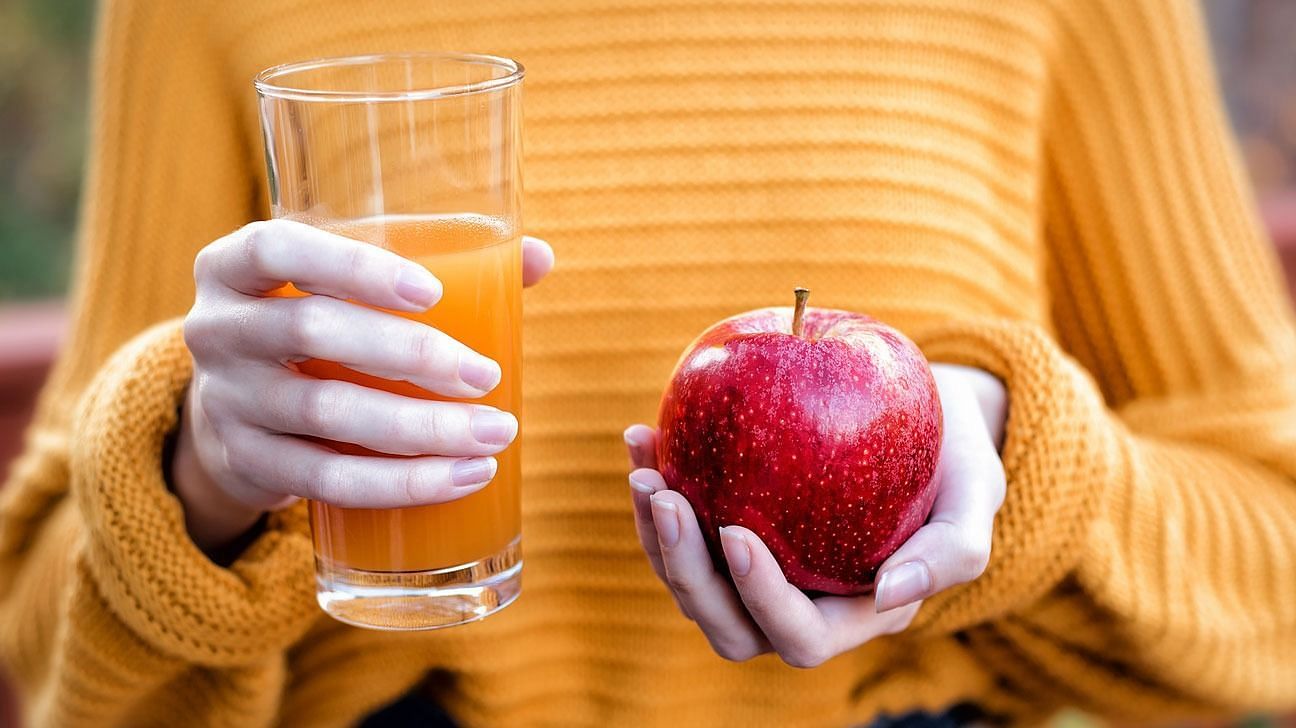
[656,289,942,595]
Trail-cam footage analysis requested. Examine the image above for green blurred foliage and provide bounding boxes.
[0,0,94,300]
[0,0,1292,304]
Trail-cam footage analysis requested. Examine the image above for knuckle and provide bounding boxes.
[230,300,270,352]
[240,220,276,272]
[186,302,256,359]
[191,372,216,404]
[226,453,257,486]
[417,405,454,448]
[664,573,695,599]
[396,464,442,506]
[740,596,777,623]
[410,328,448,377]
[987,465,1007,508]
[380,404,417,447]
[711,639,760,663]
[182,310,217,355]
[306,456,348,503]
[192,245,218,281]
[290,299,331,353]
[192,376,231,429]
[953,537,992,582]
[222,431,261,484]
[345,243,379,286]
[397,468,423,506]
[298,382,346,435]
[781,644,829,670]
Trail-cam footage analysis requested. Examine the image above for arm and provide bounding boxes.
[0,5,555,723]
[0,3,317,724]
[620,0,1296,718]
[915,0,1296,716]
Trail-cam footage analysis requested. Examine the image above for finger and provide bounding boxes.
[874,381,1005,613]
[623,424,658,469]
[183,406,303,513]
[232,294,501,397]
[813,594,922,648]
[196,219,441,311]
[226,370,516,456]
[629,468,668,577]
[718,525,838,668]
[626,467,689,616]
[650,490,769,661]
[222,427,498,508]
[522,236,555,288]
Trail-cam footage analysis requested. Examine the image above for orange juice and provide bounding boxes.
[277,214,521,572]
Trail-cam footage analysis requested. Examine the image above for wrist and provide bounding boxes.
[169,389,266,557]
[930,363,1007,451]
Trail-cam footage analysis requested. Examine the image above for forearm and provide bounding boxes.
[918,317,1296,716]
[1073,432,1296,713]
[966,433,1296,721]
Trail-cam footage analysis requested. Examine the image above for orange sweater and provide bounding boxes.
[3,0,1296,725]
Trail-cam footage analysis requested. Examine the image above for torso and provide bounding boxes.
[214,2,1050,724]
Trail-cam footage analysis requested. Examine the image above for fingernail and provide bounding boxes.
[624,427,647,465]
[650,494,680,548]
[452,457,497,488]
[459,353,502,392]
[394,266,441,308]
[719,526,751,577]
[628,472,656,495]
[471,409,517,446]
[875,561,932,613]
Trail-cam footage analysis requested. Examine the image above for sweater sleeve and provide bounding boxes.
[907,0,1296,719]
[0,2,319,725]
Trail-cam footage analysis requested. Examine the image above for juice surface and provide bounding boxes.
[276,214,522,572]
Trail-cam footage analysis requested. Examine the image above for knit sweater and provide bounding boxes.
[3,0,1296,725]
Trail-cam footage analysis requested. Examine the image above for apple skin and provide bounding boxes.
[656,305,942,595]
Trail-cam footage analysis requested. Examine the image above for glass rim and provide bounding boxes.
[254,51,524,103]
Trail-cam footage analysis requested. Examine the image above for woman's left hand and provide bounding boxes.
[623,363,1007,668]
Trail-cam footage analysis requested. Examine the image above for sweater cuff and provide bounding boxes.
[907,317,1127,634]
[69,319,319,666]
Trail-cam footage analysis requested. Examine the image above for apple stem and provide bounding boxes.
[792,287,810,338]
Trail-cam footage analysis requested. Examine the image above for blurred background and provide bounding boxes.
[0,0,88,301]
[1,1,1294,727]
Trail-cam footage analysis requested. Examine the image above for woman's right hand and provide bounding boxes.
[172,219,554,553]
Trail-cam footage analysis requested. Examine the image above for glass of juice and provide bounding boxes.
[254,53,524,630]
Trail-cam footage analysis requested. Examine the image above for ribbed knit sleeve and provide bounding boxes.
[907,319,1122,635]
[909,0,1296,719]
[27,320,317,726]
[0,2,318,725]
[72,321,318,663]
[5,0,1296,724]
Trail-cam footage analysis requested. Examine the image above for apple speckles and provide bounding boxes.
[657,304,942,595]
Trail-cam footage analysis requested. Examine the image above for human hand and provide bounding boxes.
[623,363,1005,667]
[172,219,555,552]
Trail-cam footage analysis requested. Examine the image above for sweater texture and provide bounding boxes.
[3,1,1296,726]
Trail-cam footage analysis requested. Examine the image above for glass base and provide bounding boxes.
[316,538,521,631]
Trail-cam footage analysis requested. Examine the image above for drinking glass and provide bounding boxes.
[255,52,524,630]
